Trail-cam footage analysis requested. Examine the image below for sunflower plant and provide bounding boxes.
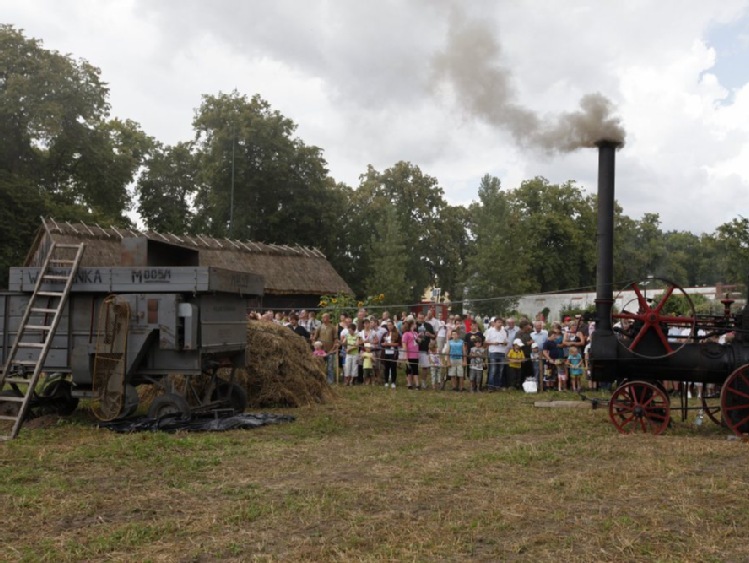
[318,292,386,320]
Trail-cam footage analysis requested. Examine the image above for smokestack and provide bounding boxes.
[595,140,622,333]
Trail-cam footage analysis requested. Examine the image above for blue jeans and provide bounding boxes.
[488,352,503,389]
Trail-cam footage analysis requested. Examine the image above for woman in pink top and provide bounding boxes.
[401,320,420,390]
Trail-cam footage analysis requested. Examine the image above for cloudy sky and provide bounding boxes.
[6,0,749,233]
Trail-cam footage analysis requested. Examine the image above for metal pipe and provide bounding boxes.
[594,140,622,334]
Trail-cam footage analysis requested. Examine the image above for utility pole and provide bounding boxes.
[229,135,235,237]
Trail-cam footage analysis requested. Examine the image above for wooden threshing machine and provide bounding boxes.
[590,141,749,436]
[0,236,264,440]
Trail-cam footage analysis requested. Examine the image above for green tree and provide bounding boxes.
[714,217,749,286]
[508,177,597,293]
[191,91,336,250]
[136,142,199,233]
[352,162,449,303]
[364,205,411,306]
[463,174,529,316]
[0,25,149,286]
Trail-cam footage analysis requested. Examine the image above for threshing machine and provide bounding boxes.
[0,237,264,440]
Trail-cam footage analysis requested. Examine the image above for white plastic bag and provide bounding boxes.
[522,377,538,393]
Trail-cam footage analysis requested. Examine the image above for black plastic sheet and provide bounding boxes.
[99,412,295,433]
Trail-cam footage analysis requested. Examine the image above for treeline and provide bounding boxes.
[2,25,747,310]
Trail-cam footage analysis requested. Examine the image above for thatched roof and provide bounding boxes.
[26,219,352,296]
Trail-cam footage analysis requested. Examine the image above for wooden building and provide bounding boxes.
[23,219,352,310]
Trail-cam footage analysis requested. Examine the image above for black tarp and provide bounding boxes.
[99,412,295,433]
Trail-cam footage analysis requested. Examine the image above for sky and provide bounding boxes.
[5,0,749,234]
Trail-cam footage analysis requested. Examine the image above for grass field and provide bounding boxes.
[1,387,747,562]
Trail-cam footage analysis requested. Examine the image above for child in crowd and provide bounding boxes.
[506,339,525,390]
[567,345,583,392]
[342,328,360,386]
[556,357,568,391]
[530,342,540,382]
[313,341,327,359]
[428,341,442,390]
[583,338,595,390]
[443,330,466,391]
[468,336,485,392]
[361,343,375,386]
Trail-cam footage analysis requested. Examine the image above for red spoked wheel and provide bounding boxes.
[613,278,696,359]
[609,380,671,435]
[720,365,749,436]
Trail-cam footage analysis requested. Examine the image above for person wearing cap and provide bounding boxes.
[506,338,526,390]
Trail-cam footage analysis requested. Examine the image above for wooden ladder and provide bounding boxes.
[0,243,85,440]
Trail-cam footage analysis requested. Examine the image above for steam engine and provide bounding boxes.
[589,141,749,435]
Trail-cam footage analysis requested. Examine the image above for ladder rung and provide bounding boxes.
[37,291,64,297]
[25,325,53,331]
[16,342,44,348]
[42,275,69,280]
[50,259,76,265]
[12,360,39,366]
[0,416,19,422]
[4,377,32,385]
[0,396,25,403]
[55,244,83,249]
[30,308,58,314]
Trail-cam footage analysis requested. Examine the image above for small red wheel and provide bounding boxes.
[609,380,671,435]
[613,279,696,359]
[720,365,749,436]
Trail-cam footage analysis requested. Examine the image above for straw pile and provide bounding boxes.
[243,321,334,408]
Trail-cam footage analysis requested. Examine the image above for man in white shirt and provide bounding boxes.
[483,317,508,391]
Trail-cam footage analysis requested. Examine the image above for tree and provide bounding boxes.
[508,177,597,293]
[191,91,336,251]
[0,25,149,286]
[353,162,449,303]
[364,205,411,306]
[463,174,530,316]
[136,142,199,233]
[714,217,749,286]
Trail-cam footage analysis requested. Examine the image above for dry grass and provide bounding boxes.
[0,388,746,562]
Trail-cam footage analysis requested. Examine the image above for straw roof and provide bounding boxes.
[26,219,352,296]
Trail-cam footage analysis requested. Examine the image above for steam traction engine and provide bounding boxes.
[590,141,749,436]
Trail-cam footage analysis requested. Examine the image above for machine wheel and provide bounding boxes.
[147,393,191,420]
[609,380,671,435]
[41,379,79,416]
[0,389,23,418]
[211,382,248,413]
[701,385,723,426]
[720,365,749,436]
[612,278,696,359]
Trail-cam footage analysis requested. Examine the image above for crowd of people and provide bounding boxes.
[247,308,598,392]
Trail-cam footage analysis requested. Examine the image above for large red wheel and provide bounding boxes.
[609,380,671,435]
[613,279,696,359]
[720,365,749,436]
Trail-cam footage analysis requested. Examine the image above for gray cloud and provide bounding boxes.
[431,11,625,151]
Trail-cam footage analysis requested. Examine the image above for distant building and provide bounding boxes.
[515,285,743,323]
